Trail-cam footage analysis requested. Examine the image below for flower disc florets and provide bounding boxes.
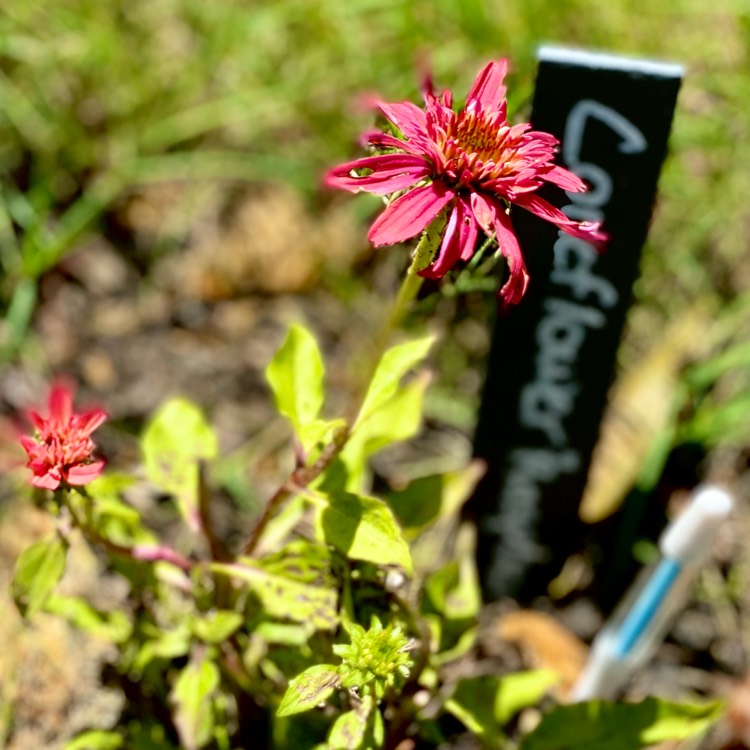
[325,58,607,305]
[333,617,413,699]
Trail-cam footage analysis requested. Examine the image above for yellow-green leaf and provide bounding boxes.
[277,664,340,717]
[12,535,67,618]
[520,697,724,750]
[141,397,218,530]
[320,489,412,573]
[266,323,325,450]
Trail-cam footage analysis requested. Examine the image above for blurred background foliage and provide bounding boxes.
[1,0,750,480]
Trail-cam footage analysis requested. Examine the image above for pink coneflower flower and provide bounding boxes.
[20,383,107,490]
[325,59,606,304]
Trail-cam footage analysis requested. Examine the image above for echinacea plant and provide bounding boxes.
[7,57,722,750]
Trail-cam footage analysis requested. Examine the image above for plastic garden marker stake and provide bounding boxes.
[469,46,683,601]
[571,484,733,701]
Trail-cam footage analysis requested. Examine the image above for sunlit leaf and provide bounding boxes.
[495,670,560,724]
[171,656,221,750]
[320,489,412,573]
[63,730,124,750]
[141,397,218,531]
[45,593,132,643]
[191,610,244,644]
[445,670,557,745]
[520,697,723,750]
[328,695,374,749]
[277,664,340,717]
[132,624,192,674]
[355,335,434,429]
[12,534,67,618]
[340,373,430,489]
[212,541,339,630]
[266,323,326,450]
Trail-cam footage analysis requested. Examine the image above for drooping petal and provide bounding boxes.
[470,193,529,305]
[465,59,508,114]
[493,207,529,305]
[420,198,478,279]
[515,193,607,243]
[368,182,455,246]
[324,154,430,195]
[542,165,588,193]
[32,470,61,491]
[469,191,497,235]
[66,460,105,485]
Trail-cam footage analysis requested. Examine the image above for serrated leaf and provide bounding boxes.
[12,535,67,618]
[356,335,434,429]
[277,664,340,717]
[520,697,724,750]
[211,541,338,629]
[191,610,244,643]
[63,730,124,750]
[141,397,218,530]
[171,657,221,750]
[266,324,325,449]
[321,489,412,573]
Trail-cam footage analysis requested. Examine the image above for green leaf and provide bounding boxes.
[191,610,244,644]
[141,397,218,530]
[320,489,412,573]
[340,374,429,489]
[277,664,341,717]
[63,730,124,750]
[78,474,153,546]
[266,323,326,449]
[520,698,724,750]
[495,670,560,725]
[45,593,132,643]
[255,621,310,647]
[131,624,192,674]
[12,535,67,618]
[328,695,374,749]
[424,556,480,623]
[171,657,221,750]
[211,541,339,630]
[355,335,434,428]
[446,670,558,744]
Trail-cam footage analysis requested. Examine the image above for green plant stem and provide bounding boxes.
[240,423,350,555]
[372,215,445,360]
[241,218,445,557]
